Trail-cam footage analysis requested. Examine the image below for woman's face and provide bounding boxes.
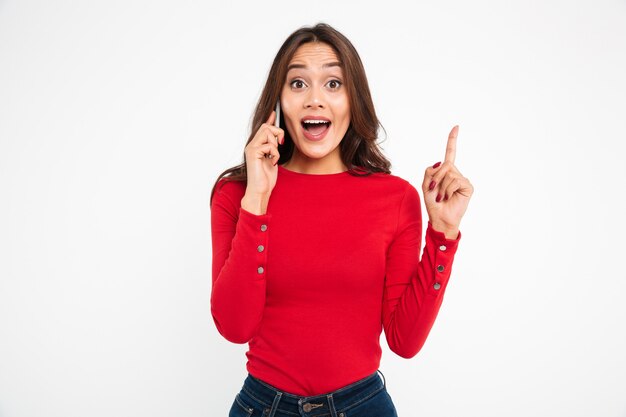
[280,42,350,168]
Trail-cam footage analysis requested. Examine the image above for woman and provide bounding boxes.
[210,22,473,417]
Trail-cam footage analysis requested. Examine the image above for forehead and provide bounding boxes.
[287,42,341,70]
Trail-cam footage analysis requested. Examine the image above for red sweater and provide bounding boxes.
[210,164,461,396]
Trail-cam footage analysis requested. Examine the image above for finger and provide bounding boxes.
[424,161,442,177]
[253,123,283,146]
[428,161,452,192]
[422,168,434,193]
[454,177,474,198]
[262,124,284,144]
[437,171,458,201]
[258,143,280,164]
[444,125,459,164]
[425,159,463,184]
[267,129,280,148]
[442,176,462,201]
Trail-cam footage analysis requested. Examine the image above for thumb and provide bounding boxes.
[266,110,276,125]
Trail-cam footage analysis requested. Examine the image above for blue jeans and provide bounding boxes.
[228,369,398,417]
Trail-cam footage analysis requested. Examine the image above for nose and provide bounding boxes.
[304,88,325,109]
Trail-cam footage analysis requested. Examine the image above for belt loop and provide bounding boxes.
[377,369,386,389]
[267,391,282,417]
[327,393,338,417]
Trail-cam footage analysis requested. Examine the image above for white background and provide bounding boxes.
[1,1,625,416]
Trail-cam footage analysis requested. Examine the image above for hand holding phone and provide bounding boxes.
[241,100,284,206]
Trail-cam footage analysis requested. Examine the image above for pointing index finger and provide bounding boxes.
[444,125,459,164]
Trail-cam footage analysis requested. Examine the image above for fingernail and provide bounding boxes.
[433,161,441,168]
[429,180,436,190]
[444,194,448,201]
[436,194,441,202]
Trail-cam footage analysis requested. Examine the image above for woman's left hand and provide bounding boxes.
[421,125,474,239]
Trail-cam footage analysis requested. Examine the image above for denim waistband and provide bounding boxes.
[242,369,387,416]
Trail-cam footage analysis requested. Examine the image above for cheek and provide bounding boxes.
[279,105,295,126]
[330,97,350,120]
[280,97,297,125]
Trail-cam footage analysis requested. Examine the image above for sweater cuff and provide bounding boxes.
[239,206,272,223]
[426,221,461,248]
[425,221,461,295]
[237,206,272,279]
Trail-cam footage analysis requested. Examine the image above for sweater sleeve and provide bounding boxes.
[382,182,461,359]
[210,180,272,344]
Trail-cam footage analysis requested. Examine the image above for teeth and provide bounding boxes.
[303,120,329,124]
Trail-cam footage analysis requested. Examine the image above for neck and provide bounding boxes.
[283,153,347,175]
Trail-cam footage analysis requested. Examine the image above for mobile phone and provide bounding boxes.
[274,99,281,128]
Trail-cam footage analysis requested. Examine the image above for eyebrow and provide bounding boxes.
[286,61,343,72]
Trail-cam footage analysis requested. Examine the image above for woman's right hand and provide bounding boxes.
[242,111,284,212]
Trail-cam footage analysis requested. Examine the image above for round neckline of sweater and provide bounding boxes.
[278,164,351,178]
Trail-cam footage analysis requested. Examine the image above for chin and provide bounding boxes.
[300,139,336,152]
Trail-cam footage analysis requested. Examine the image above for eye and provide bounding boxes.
[289,79,306,89]
[327,79,342,90]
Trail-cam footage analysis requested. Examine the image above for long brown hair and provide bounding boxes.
[209,22,392,205]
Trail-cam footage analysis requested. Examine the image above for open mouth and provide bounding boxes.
[301,120,331,136]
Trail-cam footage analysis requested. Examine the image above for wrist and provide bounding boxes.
[429,220,459,240]
[241,193,270,215]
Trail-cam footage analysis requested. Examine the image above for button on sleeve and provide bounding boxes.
[209,180,272,344]
[238,207,271,279]
[382,182,462,359]
[426,220,461,294]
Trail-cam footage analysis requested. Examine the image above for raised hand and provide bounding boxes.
[421,125,473,239]
[241,111,284,215]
